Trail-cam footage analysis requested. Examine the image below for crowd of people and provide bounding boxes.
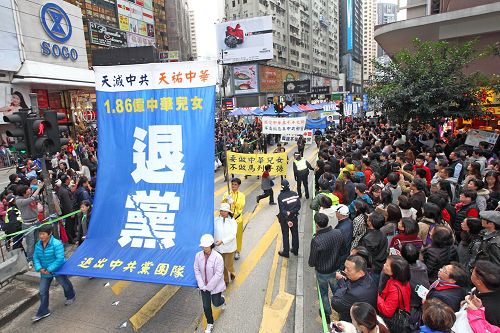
[306,118,500,333]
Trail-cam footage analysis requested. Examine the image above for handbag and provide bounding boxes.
[451,304,473,333]
[382,285,411,333]
[270,179,275,187]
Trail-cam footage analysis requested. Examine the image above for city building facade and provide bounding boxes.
[189,10,198,60]
[166,0,193,61]
[375,0,500,75]
[362,0,377,82]
[339,0,363,94]
[223,0,340,106]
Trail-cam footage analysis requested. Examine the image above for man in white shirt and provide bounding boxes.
[214,203,238,285]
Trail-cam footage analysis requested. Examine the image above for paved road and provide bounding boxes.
[1,144,323,333]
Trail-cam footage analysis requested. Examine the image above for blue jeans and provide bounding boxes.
[22,222,39,262]
[200,290,224,324]
[316,271,337,316]
[37,275,75,316]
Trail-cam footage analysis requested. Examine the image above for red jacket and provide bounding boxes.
[364,167,373,187]
[377,278,411,317]
[414,165,432,186]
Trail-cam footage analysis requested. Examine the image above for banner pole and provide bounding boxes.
[42,154,59,239]
[220,64,230,194]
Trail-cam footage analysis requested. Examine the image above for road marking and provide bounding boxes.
[129,285,180,331]
[264,233,281,306]
[111,280,131,295]
[214,174,224,183]
[199,221,281,329]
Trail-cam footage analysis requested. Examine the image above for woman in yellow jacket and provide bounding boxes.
[222,178,246,260]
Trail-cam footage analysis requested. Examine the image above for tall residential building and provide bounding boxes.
[189,10,198,60]
[339,0,363,93]
[376,2,397,57]
[223,0,339,79]
[362,0,377,81]
[166,0,193,61]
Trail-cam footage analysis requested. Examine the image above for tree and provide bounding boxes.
[368,39,494,125]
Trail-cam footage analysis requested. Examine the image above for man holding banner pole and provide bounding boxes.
[222,178,246,260]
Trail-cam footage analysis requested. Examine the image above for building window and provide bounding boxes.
[232,0,235,7]
[243,0,247,3]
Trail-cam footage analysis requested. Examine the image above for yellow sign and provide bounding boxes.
[226,152,288,176]
[119,15,129,31]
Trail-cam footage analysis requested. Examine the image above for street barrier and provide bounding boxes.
[0,248,28,287]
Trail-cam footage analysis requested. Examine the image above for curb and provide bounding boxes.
[294,191,307,333]
[0,284,39,328]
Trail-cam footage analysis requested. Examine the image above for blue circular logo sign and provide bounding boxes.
[40,3,72,43]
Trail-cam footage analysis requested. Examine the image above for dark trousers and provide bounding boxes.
[201,290,224,324]
[279,217,299,255]
[64,217,76,244]
[296,176,309,198]
[257,188,274,204]
[298,146,304,157]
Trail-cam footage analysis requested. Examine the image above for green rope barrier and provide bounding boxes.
[312,171,330,333]
[0,210,81,241]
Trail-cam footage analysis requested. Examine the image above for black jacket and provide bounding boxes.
[58,185,75,215]
[409,261,430,308]
[409,191,426,218]
[421,245,458,284]
[308,226,344,274]
[476,230,500,267]
[277,189,301,221]
[331,274,378,322]
[359,229,388,273]
[427,286,466,312]
[477,289,500,326]
[293,159,314,179]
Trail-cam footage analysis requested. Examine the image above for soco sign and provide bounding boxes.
[40,3,78,61]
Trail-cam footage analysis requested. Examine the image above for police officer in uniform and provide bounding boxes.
[277,179,301,258]
[293,152,314,199]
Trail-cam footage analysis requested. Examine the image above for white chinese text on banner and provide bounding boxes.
[261,116,306,135]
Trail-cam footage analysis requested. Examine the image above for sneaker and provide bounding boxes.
[205,323,214,333]
[65,296,76,305]
[234,252,240,260]
[220,296,226,310]
[269,202,277,205]
[28,261,33,269]
[256,196,260,204]
[32,312,51,322]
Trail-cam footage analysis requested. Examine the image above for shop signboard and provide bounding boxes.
[284,80,311,94]
[311,86,330,94]
[126,32,154,47]
[233,64,259,95]
[116,0,154,38]
[89,22,128,48]
[0,0,21,71]
[216,16,273,64]
[17,0,88,67]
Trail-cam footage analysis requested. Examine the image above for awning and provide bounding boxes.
[11,60,95,88]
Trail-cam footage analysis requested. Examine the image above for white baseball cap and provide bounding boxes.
[219,203,232,213]
[335,204,350,216]
[199,234,214,247]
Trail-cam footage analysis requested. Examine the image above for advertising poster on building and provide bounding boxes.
[58,61,217,285]
[233,64,258,95]
[138,21,147,36]
[259,65,300,93]
[119,14,129,31]
[216,16,273,64]
[226,152,287,176]
[284,80,311,94]
[261,116,307,135]
[89,22,128,48]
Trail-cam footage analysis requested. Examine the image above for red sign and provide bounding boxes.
[33,89,49,109]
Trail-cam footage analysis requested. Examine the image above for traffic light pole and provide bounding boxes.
[41,155,59,239]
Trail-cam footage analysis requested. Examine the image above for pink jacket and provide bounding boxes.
[468,308,500,333]
[194,250,226,295]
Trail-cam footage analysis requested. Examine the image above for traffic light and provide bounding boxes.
[32,111,69,155]
[276,103,284,114]
[4,111,34,154]
[338,102,344,115]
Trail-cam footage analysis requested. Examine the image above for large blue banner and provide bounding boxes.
[58,62,217,286]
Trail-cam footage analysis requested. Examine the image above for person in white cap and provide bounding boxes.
[194,234,226,333]
[334,204,353,265]
[214,203,237,285]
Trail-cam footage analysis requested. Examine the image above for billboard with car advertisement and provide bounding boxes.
[216,16,273,64]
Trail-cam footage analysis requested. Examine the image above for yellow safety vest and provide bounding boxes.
[294,158,308,171]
